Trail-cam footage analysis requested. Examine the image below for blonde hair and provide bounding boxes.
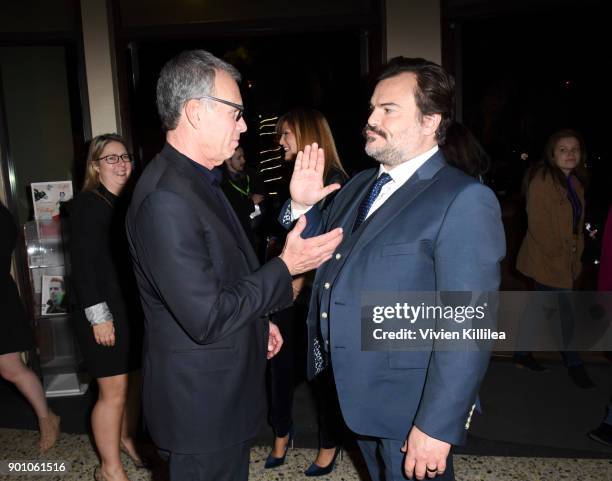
[276,109,347,181]
[82,133,128,192]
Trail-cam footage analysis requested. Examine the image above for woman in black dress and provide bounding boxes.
[70,134,144,481]
[265,109,348,476]
[0,202,60,452]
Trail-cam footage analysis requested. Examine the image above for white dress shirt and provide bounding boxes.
[291,144,439,220]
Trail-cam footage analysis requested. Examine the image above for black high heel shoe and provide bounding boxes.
[264,427,294,469]
[304,447,342,477]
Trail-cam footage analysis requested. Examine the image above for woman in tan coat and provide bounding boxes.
[515,129,594,388]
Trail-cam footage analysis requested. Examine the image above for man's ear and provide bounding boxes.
[421,113,441,136]
[184,98,201,129]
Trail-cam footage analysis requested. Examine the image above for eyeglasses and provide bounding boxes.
[197,95,245,122]
[97,154,133,164]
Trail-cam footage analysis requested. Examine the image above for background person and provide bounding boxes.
[441,121,490,183]
[0,201,60,453]
[265,108,348,476]
[597,206,612,291]
[515,129,594,389]
[587,205,612,446]
[221,145,265,249]
[70,134,145,481]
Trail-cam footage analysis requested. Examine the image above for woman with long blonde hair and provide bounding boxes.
[70,134,145,480]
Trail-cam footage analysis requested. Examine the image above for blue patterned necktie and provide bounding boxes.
[352,173,392,232]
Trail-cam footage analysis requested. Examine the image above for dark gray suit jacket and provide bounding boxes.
[127,143,292,454]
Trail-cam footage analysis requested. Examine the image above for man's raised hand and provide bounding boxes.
[290,143,341,209]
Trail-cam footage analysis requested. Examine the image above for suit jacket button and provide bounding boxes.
[335,253,342,260]
[324,282,331,289]
[321,312,328,319]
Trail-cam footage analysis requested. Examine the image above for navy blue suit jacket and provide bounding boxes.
[281,151,505,445]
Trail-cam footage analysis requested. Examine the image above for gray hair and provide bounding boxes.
[156,50,241,131]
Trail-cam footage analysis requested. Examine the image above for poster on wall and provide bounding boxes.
[31,181,73,221]
[41,275,68,316]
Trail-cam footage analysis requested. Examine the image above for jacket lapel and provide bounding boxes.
[171,155,260,271]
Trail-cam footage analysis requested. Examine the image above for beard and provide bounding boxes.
[363,124,405,167]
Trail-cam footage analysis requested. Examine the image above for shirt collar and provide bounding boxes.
[377,144,439,184]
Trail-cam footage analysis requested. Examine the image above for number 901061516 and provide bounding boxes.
[0,460,69,475]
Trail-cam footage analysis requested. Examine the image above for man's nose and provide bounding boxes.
[237,116,247,133]
[367,109,380,127]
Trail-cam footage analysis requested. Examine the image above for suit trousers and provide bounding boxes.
[356,436,454,481]
[159,439,251,481]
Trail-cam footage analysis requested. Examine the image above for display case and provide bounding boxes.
[23,219,88,397]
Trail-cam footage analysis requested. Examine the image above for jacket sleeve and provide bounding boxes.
[278,199,326,239]
[131,189,293,344]
[413,182,506,445]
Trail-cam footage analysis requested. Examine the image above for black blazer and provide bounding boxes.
[126,143,292,454]
[70,186,140,324]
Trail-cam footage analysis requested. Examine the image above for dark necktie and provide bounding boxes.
[352,173,392,232]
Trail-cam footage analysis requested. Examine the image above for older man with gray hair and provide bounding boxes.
[126,50,342,481]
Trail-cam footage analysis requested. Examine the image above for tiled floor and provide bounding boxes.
[1,428,611,481]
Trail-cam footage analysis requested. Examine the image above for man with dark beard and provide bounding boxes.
[281,57,505,480]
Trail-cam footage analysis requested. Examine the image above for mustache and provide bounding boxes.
[362,125,387,140]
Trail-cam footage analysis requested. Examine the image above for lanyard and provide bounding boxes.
[228,174,251,197]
